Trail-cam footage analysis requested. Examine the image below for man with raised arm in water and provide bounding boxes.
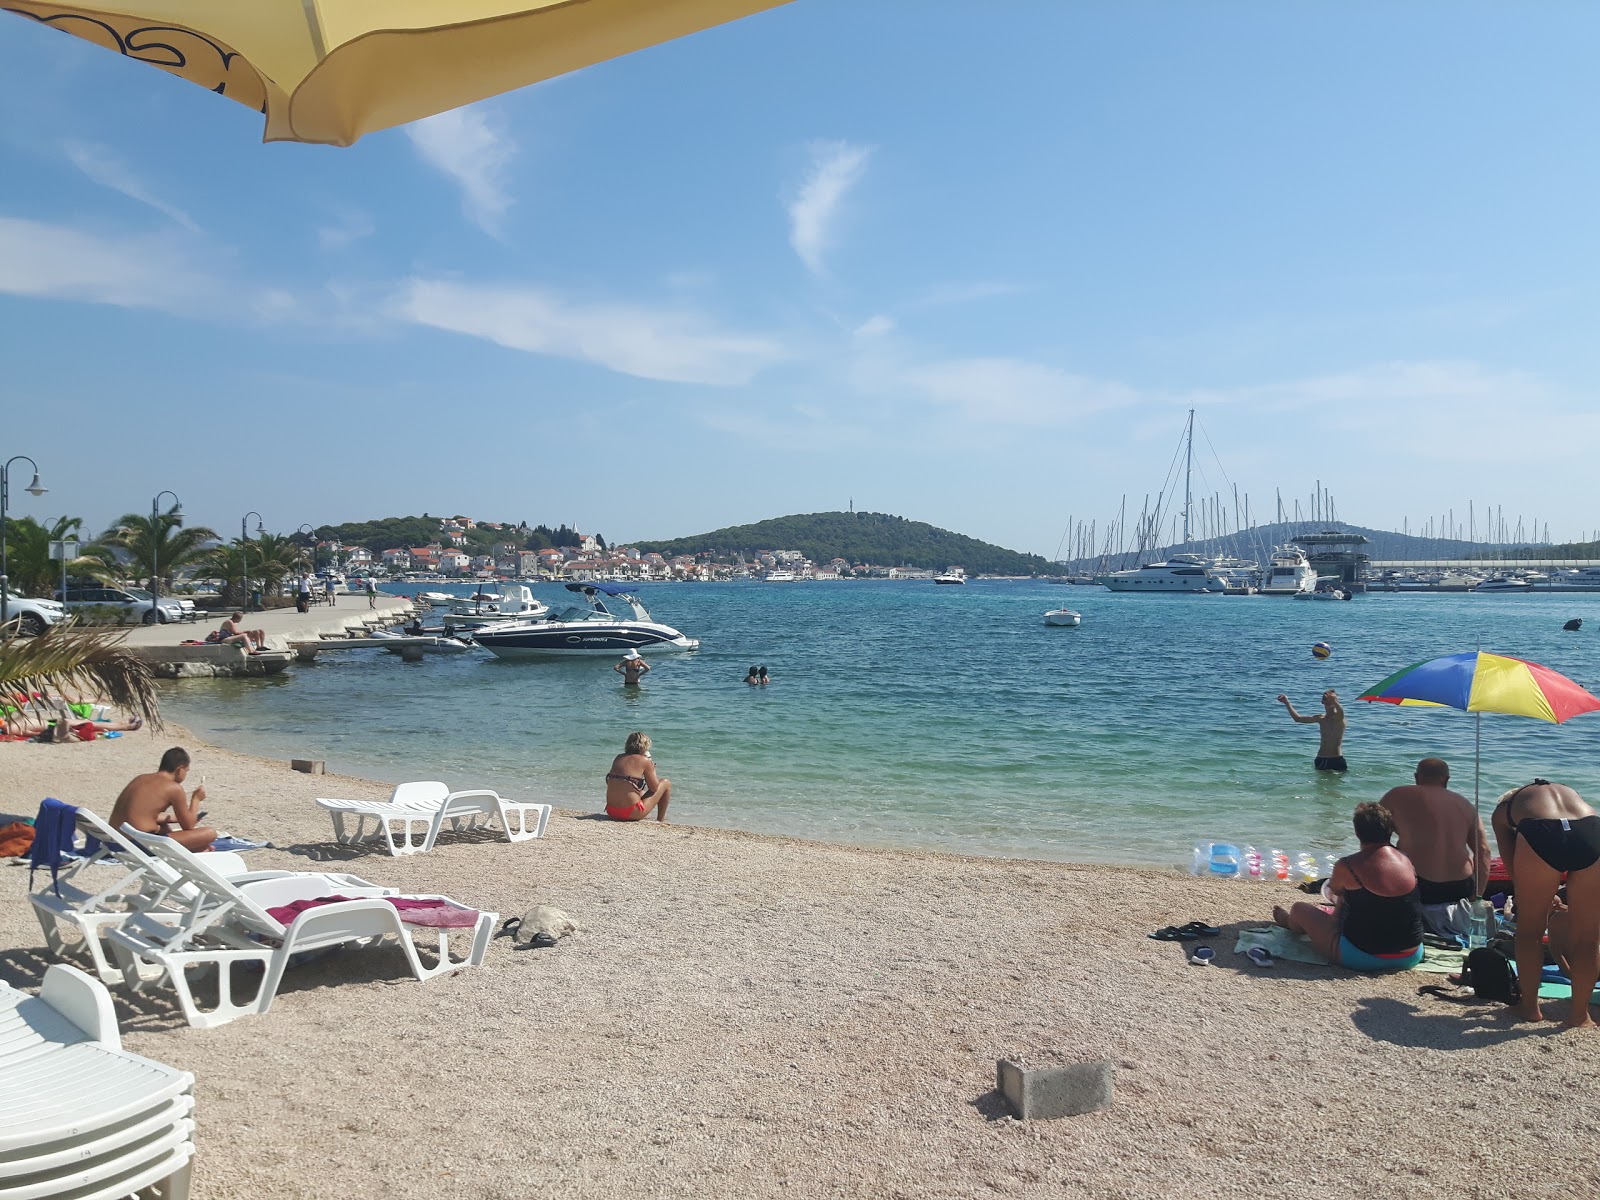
[1379,757,1489,909]
[1276,688,1347,771]
[108,747,217,852]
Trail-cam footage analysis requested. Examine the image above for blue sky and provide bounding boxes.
[2,2,1598,557]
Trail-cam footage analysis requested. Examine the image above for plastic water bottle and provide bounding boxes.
[1467,899,1492,950]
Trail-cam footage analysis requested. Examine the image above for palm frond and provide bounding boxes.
[0,621,161,728]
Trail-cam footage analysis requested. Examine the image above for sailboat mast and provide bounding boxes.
[1183,408,1195,542]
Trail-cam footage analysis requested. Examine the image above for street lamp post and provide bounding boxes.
[241,512,264,610]
[0,455,47,631]
[150,491,182,615]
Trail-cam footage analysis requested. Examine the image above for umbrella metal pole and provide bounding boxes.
[1474,711,1481,817]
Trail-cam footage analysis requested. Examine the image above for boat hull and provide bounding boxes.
[474,621,699,658]
[1044,610,1081,626]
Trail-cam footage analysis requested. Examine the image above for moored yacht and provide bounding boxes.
[1259,546,1318,596]
[763,570,797,582]
[934,566,968,585]
[1094,554,1219,592]
[440,583,550,631]
[472,583,699,658]
[1471,576,1533,593]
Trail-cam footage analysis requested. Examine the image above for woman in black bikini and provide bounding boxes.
[1492,779,1600,1028]
[604,731,672,823]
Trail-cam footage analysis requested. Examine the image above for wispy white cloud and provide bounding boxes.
[904,280,1026,309]
[406,108,515,235]
[62,141,200,233]
[0,216,215,312]
[787,140,872,276]
[317,208,375,251]
[853,313,894,339]
[899,357,1141,427]
[392,278,790,386]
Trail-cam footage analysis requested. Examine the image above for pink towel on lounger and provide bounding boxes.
[266,895,481,928]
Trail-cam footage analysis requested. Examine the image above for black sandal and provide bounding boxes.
[1148,926,1200,941]
[1176,921,1221,937]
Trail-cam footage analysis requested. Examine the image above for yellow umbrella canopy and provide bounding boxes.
[6,0,792,146]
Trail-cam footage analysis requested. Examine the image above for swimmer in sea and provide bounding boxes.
[1277,689,1346,772]
[743,666,760,685]
[604,731,671,822]
[758,665,770,686]
[614,649,650,685]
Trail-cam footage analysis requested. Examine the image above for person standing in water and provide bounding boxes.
[614,649,650,685]
[1277,689,1347,771]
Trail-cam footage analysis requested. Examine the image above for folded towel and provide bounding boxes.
[266,895,481,929]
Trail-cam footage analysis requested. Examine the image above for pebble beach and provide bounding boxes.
[2,728,1595,1200]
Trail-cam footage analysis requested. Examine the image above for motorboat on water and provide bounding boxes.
[368,630,477,656]
[416,591,457,606]
[1472,577,1533,593]
[1043,608,1082,626]
[1259,546,1318,596]
[1094,554,1219,593]
[471,583,700,658]
[763,570,797,582]
[440,583,550,631]
[934,567,968,585]
[1293,582,1352,601]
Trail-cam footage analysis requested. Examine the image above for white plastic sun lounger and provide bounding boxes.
[30,806,386,987]
[105,826,496,1029]
[0,964,195,1199]
[316,779,551,856]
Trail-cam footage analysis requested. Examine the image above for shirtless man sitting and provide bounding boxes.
[108,746,216,851]
[1276,689,1347,771]
[1379,757,1488,916]
[218,611,266,653]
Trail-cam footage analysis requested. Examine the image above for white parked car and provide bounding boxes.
[54,585,186,625]
[1,591,67,637]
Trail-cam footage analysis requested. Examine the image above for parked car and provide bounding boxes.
[1,591,67,637]
[124,588,198,621]
[53,586,186,625]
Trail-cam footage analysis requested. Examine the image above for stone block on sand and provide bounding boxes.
[291,759,326,775]
[996,1059,1112,1120]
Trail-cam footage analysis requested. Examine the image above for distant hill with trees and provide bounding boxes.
[636,511,1049,575]
[313,516,589,554]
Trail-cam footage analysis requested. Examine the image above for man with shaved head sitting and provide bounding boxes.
[1379,758,1489,936]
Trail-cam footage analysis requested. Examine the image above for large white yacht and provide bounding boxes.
[1259,546,1319,596]
[934,566,967,585]
[763,569,797,582]
[1094,554,1219,593]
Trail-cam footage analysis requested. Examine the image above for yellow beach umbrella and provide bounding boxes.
[6,0,792,146]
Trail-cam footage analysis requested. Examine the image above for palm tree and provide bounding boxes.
[0,515,115,597]
[249,533,305,596]
[0,622,160,728]
[100,505,219,593]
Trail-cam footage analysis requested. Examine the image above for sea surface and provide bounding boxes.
[162,582,1600,868]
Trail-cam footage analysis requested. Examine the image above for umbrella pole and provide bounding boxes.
[1474,710,1481,817]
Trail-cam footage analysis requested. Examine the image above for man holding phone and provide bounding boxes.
[108,746,217,851]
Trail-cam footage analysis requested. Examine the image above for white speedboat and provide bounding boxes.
[934,567,967,585]
[416,591,457,606]
[1044,608,1082,626]
[1472,577,1532,593]
[1259,546,1318,596]
[472,583,699,658]
[368,631,477,655]
[441,583,550,631]
[1293,583,1352,601]
[1095,554,1218,592]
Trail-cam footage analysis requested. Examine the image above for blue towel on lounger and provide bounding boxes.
[28,797,79,895]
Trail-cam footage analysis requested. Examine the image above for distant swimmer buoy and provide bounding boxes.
[1564,618,1583,632]
[1312,642,1333,659]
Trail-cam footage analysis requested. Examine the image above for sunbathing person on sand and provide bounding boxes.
[109,746,216,851]
[1492,779,1600,1028]
[1272,803,1423,972]
[604,731,671,823]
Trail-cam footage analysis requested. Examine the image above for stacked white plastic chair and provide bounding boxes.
[316,780,551,856]
[0,964,194,1199]
[106,827,497,1028]
[29,806,385,986]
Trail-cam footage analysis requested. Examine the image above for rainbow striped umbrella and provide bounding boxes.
[1360,651,1600,809]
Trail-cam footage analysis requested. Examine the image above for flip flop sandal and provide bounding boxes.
[1244,946,1276,968]
[1177,921,1222,937]
[1188,946,1217,965]
[1148,927,1200,941]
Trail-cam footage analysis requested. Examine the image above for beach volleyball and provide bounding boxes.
[1312,642,1333,659]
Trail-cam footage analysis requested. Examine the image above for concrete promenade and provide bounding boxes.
[116,594,418,677]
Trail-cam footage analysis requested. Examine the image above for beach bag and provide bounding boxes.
[1419,946,1521,1007]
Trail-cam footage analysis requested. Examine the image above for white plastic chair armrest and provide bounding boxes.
[39,963,122,1050]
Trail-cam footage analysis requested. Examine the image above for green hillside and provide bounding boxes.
[636,512,1048,575]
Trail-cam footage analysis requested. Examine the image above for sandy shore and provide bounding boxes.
[2,729,1593,1200]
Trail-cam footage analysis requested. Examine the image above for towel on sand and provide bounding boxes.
[1234,927,1449,973]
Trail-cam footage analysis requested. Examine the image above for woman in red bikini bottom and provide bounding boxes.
[605,731,672,823]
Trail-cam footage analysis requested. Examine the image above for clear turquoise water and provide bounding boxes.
[162,582,1600,867]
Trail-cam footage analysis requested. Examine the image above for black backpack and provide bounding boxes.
[1419,947,1521,1006]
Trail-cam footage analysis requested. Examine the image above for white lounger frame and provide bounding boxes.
[316,780,551,856]
[0,964,195,1199]
[105,827,496,1028]
[29,806,381,986]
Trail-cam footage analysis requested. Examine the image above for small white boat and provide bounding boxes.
[934,566,968,585]
[1044,608,1082,626]
[1293,584,1352,601]
[1471,577,1532,593]
[369,631,477,655]
[416,591,456,606]
[441,583,550,630]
